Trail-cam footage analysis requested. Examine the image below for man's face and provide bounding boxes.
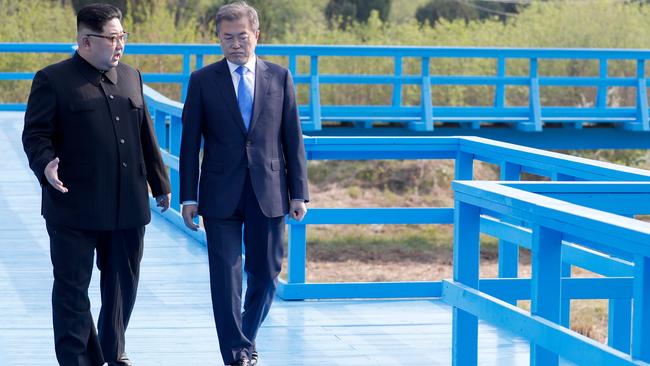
[81,18,125,71]
[218,18,259,66]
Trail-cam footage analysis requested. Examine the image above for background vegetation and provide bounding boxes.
[4,0,650,343]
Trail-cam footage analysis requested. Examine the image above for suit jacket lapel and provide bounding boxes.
[248,59,271,134]
[213,59,248,135]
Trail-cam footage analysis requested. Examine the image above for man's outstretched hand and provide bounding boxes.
[44,157,68,193]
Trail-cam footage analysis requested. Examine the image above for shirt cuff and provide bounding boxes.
[182,200,198,205]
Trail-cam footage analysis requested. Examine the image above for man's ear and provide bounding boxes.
[77,32,89,51]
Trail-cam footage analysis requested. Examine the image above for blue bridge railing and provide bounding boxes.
[4,43,650,143]
[4,43,650,364]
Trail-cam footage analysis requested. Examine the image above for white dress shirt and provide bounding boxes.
[227,56,257,99]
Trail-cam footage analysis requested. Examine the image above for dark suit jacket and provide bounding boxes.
[22,52,170,231]
[179,58,309,218]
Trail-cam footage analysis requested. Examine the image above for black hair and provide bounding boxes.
[77,3,122,33]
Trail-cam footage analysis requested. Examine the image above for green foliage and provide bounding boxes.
[5,0,650,111]
[325,0,391,29]
[415,0,523,26]
[0,0,75,103]
[71,0,128,15]
[200,0,326,42]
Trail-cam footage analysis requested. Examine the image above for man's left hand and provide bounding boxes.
[156,193,171,213]
[290,200,307,222]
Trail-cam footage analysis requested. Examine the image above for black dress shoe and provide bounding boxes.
[229,356,250,366]
[107,353,133,366]
[251,351,259,366]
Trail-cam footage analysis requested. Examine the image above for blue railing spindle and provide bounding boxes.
[631,255,650,362]
[309,55,321,131]
[392,55,402,108]
[287,223,306,285]
[452,200,480,366]
[530,225,563,366]
[526,57,542,132]
[633,59,649,131]
[419,56,434,131]
[498,162,521,285]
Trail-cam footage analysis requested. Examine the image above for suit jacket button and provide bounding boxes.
[109,95,114,99]
[120,139,125,144]
[122,162,127,167]
[115,116,120,121]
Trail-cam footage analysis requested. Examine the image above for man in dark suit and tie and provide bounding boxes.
[179,2,309,365]
[22,3,171,365]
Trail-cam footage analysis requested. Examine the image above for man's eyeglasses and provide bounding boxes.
[86,32,129,46]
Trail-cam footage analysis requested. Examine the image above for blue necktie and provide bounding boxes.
[236,66,253,130]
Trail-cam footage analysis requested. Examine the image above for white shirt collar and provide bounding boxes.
[227,55,257,76]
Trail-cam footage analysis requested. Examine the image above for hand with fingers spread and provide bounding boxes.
[182,203,200,231]
[155,193,171,213]
[44,157,68,193]
[290,200,307,222]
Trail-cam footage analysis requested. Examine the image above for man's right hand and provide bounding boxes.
[182,204,200,231]
[44,157,68,193]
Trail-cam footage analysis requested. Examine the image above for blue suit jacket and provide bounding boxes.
[179,58,309,218]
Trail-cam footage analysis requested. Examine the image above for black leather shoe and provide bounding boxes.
[107,353,133,366]
[251,351,259,366]
[229,356,250,366]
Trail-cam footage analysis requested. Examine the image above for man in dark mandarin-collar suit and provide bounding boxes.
[22,4,170,366]
[179,2,309,365]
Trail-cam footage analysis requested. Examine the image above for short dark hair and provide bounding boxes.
[77,3,122,33]
[215,1,259,36]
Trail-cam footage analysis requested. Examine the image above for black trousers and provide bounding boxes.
[46,221,144,366]
[203,173,285,365]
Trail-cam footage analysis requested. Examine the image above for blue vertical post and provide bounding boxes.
[608,214,633,353]
[195,53,204,70]
[288,54,297,75]
[530,225,562,366]
[392,56,402,107]
[498,163,520,295]
[552,173,573,327]
[523,58,542,132]
[597,58,608,108]
[181,53,191,102]
[494,57,506,108]
[287,223,307,298]
[452,200,480,366]
[309,56,321,131]
[632,255,650,362]
[418,57,434,131]
[631,59,649,131]
[455,151,473,180]
[169,115,182,212]
[609,298,632,353]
